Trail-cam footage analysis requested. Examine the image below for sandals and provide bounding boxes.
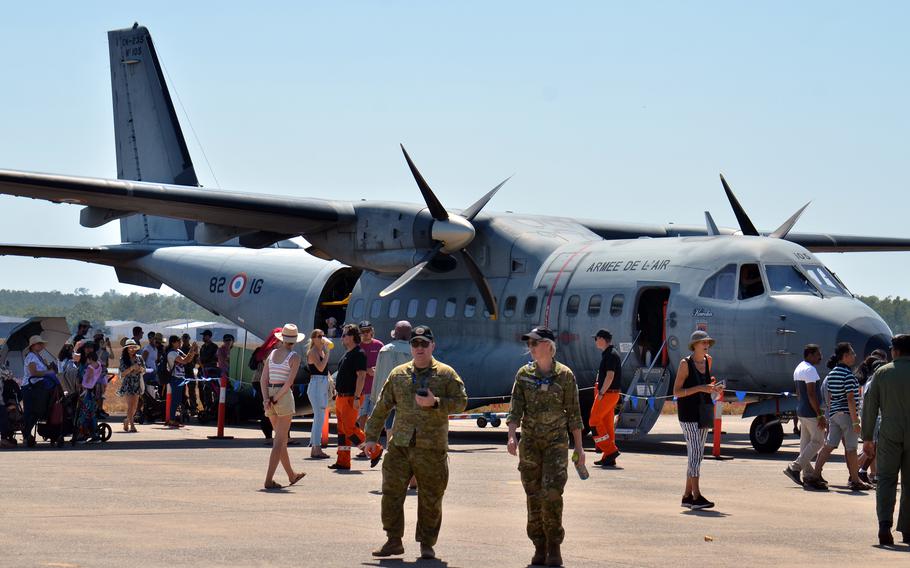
[289,472,307,486]
[129,425,138,433]
[123,420,129,432]
[264,480,283,490]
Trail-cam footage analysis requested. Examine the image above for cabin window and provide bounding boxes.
[766,265,819,295]
[352,298,365,320]
[566,295,580,316]
[407,299,419,318]
[504,296,517,318]
[610,294,624,316]
[444,297,457,318]
[699,264,736,301]
[388,299,400,319]
[464,297,477,318]
[587,294,603,316]
[801,264,849,296]
[426,298,438,318]
[370,299,382,319]
[524,296,539,318]
[739,263,765,300]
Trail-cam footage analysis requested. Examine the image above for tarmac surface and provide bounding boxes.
[2,413,907,568]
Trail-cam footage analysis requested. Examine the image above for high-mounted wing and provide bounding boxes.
[0,169,356,242]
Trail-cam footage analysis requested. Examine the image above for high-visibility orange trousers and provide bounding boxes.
[334,395,365,468]
[590,391,620,456]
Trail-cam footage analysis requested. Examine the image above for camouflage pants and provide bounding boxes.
[381,445,449,545]
[518,430,568,546]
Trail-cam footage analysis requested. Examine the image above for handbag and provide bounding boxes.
[327,372,337,400]
[697,395,715,428]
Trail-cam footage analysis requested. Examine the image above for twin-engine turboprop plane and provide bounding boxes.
[2,24,908,453]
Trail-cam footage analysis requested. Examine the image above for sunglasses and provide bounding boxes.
[526,339,540,348]
[410,339,431,348]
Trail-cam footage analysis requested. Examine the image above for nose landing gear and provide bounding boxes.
[749,414,784,453]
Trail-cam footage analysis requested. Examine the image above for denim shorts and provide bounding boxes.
[826,412,859,451]
[358,395,374,418]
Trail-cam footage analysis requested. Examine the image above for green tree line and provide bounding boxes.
[858,296,910,334]
[0,289,227,328]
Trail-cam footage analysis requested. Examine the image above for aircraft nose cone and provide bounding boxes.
[836,316,892,358]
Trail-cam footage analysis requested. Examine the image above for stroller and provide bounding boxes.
[2,372,24,447]
[195,376,220,424]
[134,377,166,424]
[70,389,112,445]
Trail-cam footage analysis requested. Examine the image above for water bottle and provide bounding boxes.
[571,451,589,480]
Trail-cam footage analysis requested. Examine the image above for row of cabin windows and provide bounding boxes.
[351,293,625,321]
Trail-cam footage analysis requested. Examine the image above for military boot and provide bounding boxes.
[531,542,546,565]
[546,542,563,566]
[371,537,404,557]
[419,543,436,560]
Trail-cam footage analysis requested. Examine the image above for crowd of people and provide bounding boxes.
[4,314,909,561]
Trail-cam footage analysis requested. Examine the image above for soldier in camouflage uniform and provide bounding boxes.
[365,325,468,561]
[507,327,585,567]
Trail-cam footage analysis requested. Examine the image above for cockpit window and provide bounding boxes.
[801,264,849,296]
[738,263,765,300]
[699,264,736,301]
[765,265,820,296]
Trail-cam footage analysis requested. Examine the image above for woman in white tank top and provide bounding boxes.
[260,323,307,490]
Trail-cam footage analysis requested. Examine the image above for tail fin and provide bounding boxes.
[108,23,199,244]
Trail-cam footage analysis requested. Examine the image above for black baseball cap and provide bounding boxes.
[201,329,213,337]
[358,320,373,330]
[593,329,613,340]
[410,325,434,343]
[521,327,556,342]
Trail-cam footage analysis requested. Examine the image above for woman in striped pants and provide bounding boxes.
[673,330,724,510]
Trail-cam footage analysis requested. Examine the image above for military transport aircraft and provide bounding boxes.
[2,24,909,453]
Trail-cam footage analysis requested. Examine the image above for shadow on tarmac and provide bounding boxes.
[364,559,452,567]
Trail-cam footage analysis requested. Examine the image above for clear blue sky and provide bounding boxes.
[1,2,907,298]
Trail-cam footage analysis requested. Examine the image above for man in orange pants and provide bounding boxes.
[591,329,622,467]
[330,324,368,470]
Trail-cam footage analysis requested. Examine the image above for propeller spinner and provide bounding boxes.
[379,145,510,320]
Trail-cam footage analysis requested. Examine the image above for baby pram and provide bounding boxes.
[70,389,112,445]
[1,372,23,447]
[134,377,166,424]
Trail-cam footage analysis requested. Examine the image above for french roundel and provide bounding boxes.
[228,273,247,297]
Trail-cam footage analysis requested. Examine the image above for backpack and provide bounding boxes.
[157,352,173,383]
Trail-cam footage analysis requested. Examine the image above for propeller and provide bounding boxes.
[379,145,509,319]
[719,174,810,239]
[704,211,720,236]
[719,174,759,236]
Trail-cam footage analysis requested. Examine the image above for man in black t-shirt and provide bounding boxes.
[591,329,623,467]
[330,324,368,470]
[198,330,219,377]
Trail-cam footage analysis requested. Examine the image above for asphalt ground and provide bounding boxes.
[1,414,906,568]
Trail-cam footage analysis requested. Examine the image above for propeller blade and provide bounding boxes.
[704,211,720,236]
[378,244,443,297]
[769,202,811,239]
[719,174,759,236]
[461,176,512,221]
[400,144,448,221]
[459,248,498,320]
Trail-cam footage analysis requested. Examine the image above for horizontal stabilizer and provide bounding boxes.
[0,244,154,266]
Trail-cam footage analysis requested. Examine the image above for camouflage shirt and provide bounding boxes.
[365,358,468,450]
[506,360,584,434]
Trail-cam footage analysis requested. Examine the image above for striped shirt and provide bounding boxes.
[825,363,859,415]
[267,350,296,384]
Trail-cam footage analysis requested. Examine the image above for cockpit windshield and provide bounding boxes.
[801,264,850,296]
[765,265,821,296]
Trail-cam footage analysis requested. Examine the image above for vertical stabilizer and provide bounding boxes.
[108,24,199,243]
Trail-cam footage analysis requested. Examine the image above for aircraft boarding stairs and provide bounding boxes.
[614,339,673,440]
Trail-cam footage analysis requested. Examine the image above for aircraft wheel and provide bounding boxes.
[476,417,488,428]
[490,417,502,428]
[749,415,784,454]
